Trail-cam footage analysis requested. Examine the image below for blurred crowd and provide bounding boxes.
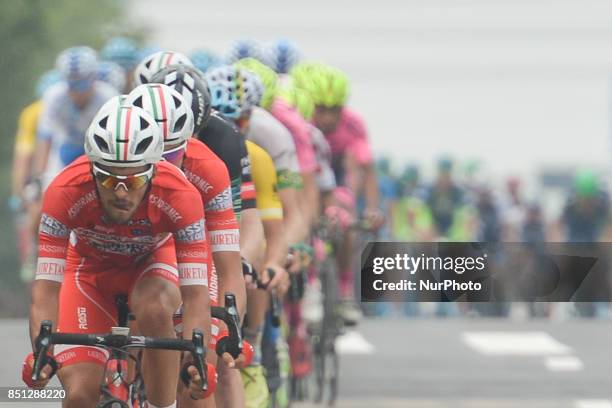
[368,156,612,320]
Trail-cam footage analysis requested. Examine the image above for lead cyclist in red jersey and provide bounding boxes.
[26,99,212,408]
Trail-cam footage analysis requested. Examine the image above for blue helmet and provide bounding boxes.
[205,66,242,120]
[189,49,222,73]
[100,37,139,71]
[263,39,301,74]
[55,46,98,91]
[35,70,62,98]
[226,39,263,64]
[96,61,127,92]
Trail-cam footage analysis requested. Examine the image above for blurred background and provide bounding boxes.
[2,0,612,406]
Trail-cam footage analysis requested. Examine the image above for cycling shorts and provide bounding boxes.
[54,239,179,368]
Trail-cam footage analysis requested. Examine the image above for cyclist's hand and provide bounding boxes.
[22,352,56,389]
[219,347,250,369]
[364,207,385,230]
[241,258,258,290]
[263,265,290,295]
[286,252,301,274]
[185,361,217,400]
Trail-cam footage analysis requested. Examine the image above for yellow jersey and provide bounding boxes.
[14,100,42,155]
[245,140,283,221]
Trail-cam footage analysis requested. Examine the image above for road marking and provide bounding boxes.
[575,400,612,408]
[462,331,571,355]
[545,356,584,371]
[335,330,375,355]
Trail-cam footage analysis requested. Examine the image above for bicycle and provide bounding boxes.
[31,292,250,407]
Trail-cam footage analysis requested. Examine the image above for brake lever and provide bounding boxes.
[32,321,56,382]
[215,294,243,359]
[181,329,208,392]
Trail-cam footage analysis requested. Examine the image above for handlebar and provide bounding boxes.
[33,320,209,392]
[210,293,244,359]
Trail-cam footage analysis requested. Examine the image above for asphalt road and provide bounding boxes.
[1,317,611,407]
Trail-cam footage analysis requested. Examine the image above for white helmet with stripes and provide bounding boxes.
[85,96,163,167]
[132,50,194,87]
[125,83,194,148]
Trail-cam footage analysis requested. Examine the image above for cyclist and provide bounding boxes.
[290,61,384,323]
[146,64,258,407]
[33,46,118,190]
[10,70,62,281]
[100,36,140,91]
[205,65,291,407]
[236,58,319,232]
[24,99,213,407]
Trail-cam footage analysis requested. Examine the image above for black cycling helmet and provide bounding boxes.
[150,64,212,133]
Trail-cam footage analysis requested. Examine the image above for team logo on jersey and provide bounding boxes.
[68,190,96,219]
[150,194,182,223]
[175,218,205,242]
[206,187,233,212]
[184,169,213,194]
[40,213,69,238]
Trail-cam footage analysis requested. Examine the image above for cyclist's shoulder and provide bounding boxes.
[332,107,367,139]
[246,140,275,173]
[47,155,93,190]
[248,107,295,151]
[153,160,196,193]
[197,114,243,159]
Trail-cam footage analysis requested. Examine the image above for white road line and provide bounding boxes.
[461,331,572,356]
[575,400,612,408]
[335,330,375,355]
[545,356,584,371]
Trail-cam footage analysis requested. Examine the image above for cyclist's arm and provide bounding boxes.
[32,98,57,178]
[174,196,212,343]
[300,171,320,228]
[362,162,380,211]
[239,208,265,267]
[278,185,309,244]
[29,185,70,348]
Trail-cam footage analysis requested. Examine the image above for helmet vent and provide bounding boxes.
[94,134,110,153]
[173,113,187,132]
[98,116,108,129]
[135,136,153,154]
[139,116,150,129]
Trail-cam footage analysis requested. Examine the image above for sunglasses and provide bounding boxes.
[162,143,187,163]
[92,164,154,191]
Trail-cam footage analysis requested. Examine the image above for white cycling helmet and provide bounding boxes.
[132,51,194,87]
[125,83,194,148]
[85,97,163,167]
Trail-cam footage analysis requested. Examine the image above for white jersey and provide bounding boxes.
[246,107,300,175]
[37,81,117,187]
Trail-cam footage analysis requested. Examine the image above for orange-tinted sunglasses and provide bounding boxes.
[92,164,154,191]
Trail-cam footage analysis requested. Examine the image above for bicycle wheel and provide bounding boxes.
[312,257,341,406]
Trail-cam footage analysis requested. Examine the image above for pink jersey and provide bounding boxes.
[36,156,210,286]
[323,107,373,165]
[270,98,318,173]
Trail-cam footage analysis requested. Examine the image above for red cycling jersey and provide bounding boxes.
[36,155,210,286]
[182,138,240,253]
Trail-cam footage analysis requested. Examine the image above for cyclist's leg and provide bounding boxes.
[240,288,269,408]
[129,241,182,408]
[54,251,119,407]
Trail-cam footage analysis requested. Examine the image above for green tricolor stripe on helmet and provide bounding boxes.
[115,103,122,161]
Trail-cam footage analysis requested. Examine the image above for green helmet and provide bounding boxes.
[574,169,599,197]
[290,61,349,107]
[234,57,277,109]
[276,79,315,120]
